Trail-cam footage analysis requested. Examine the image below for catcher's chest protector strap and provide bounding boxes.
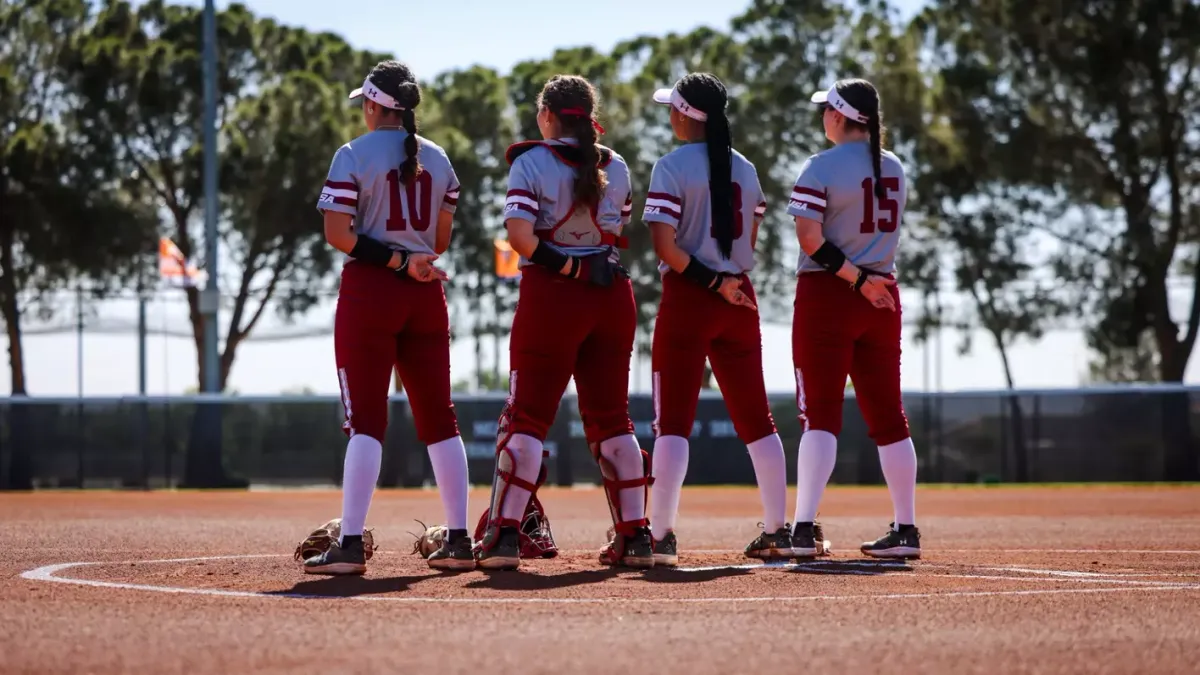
[505,140,614,168]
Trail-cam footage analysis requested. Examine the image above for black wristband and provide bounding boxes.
[852,269,867,291]
[349,236,396,267]
[530,240,570,273]
[682,257,721,290]
[810,240,847,274]
[395,250,411,274]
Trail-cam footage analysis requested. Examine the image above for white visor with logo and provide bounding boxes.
[811,85,868,124]
[652,87,708,122]
[348,77,405,110]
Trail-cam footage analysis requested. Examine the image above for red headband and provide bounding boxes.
[557,107,605,135]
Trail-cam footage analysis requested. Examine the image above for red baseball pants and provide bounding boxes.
[507,265,636,443]
[652,271,776,443]
[334,260,460,444]
[792,272,910,445]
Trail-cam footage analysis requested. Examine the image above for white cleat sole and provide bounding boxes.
[303,562,366,575]
[653,553,678,567]
[861,546,921,560]
[478,556,520,571]
[428,558,477,571]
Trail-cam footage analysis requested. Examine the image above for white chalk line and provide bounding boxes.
[608,548,1200,556]
[18,554,1200,605]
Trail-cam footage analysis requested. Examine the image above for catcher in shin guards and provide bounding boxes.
[474,74,654,570]
[594,440,654,567]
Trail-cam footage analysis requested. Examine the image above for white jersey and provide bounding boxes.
[317,129,460,256]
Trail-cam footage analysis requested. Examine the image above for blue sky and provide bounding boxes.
[11,0,1200,397]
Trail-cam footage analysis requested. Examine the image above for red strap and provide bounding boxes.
[558,108,606,135]
[536,230,628,249]
[612,518,649,536]
[497,469,539,493]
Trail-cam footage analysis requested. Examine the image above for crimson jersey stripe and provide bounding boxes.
[507,189,536,200]
[792,186,825,199]
[646,191,681,205]
[325,180,356,191]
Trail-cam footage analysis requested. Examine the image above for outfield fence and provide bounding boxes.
[1,385,1198,489]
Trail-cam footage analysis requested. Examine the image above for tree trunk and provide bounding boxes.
[993,332,1029,482]
[0,228,31,489]
[1157,344,1198,481]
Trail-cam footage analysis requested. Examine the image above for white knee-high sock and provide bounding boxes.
[650,435,689,540]
[340,433,383,543]
[599,434,647,524]
[427,435,470,530]
[746,434,788,532]
[499,433,543,522]
[793,430,837,524]
[878,437,918,526]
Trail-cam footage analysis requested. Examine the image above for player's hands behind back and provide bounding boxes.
[858,274,897,311]
[717,275,757,311]
[405,253,448,283]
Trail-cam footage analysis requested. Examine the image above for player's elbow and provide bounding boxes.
[794,217,824,255]
[505,218,539,258]
[323,214,356,254]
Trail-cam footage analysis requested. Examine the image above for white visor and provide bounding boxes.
[652,87,708,122]
[348,77,405,111]
[810,85,868,124]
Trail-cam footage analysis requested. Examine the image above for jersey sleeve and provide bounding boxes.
[316,145,358,216]
[787,157,827,223]
[503,154,539,225]
[751,167,767,220]
[642,159,682,229]
[442,156,461,214]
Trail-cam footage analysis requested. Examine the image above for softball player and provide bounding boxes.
[642,73,792,566]
[789,78,921,559]
[474,75,654,571]
[306,60,473,574]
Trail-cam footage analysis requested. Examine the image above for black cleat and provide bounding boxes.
[428,529,477,571]
[791,522,821,558]
[652,531,678,567]
[477,526,521,570]
[745,524,795,561]
[303,536,367,575]
[620,526,655,569]
[861,523,921,559]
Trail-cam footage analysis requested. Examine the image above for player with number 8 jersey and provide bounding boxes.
[788,78,922,561]
[643,73,794,566]
[307,60,475,576]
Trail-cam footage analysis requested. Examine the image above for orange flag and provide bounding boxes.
[158,237,204,287]
[494,238,521,279]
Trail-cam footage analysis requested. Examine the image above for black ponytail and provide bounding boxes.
[676,73,735,259]
[833,78,886,199]
[705,112,735,259]
[399,106,421,184]
[869,112,884,200]
[366,61,423,184]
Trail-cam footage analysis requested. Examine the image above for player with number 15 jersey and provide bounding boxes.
[788,77,922,562]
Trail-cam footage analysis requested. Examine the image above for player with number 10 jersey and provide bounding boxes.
[308,60,473,576]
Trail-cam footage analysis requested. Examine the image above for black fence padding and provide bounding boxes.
[1,388,1197,489]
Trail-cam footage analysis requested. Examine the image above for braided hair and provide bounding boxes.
[537,75,607,208]
[675,73,735,259]
[368,60,423,184]
[833,79,887,200]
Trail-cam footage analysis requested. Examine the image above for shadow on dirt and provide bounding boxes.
[638,566,756,584]
[267,573,437,598]
[464,566,623,591]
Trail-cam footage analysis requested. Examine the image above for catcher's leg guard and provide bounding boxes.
[473,451,559,560]
[594,442,655,568]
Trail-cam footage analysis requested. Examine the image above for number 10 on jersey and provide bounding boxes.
[385,169,433,231]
